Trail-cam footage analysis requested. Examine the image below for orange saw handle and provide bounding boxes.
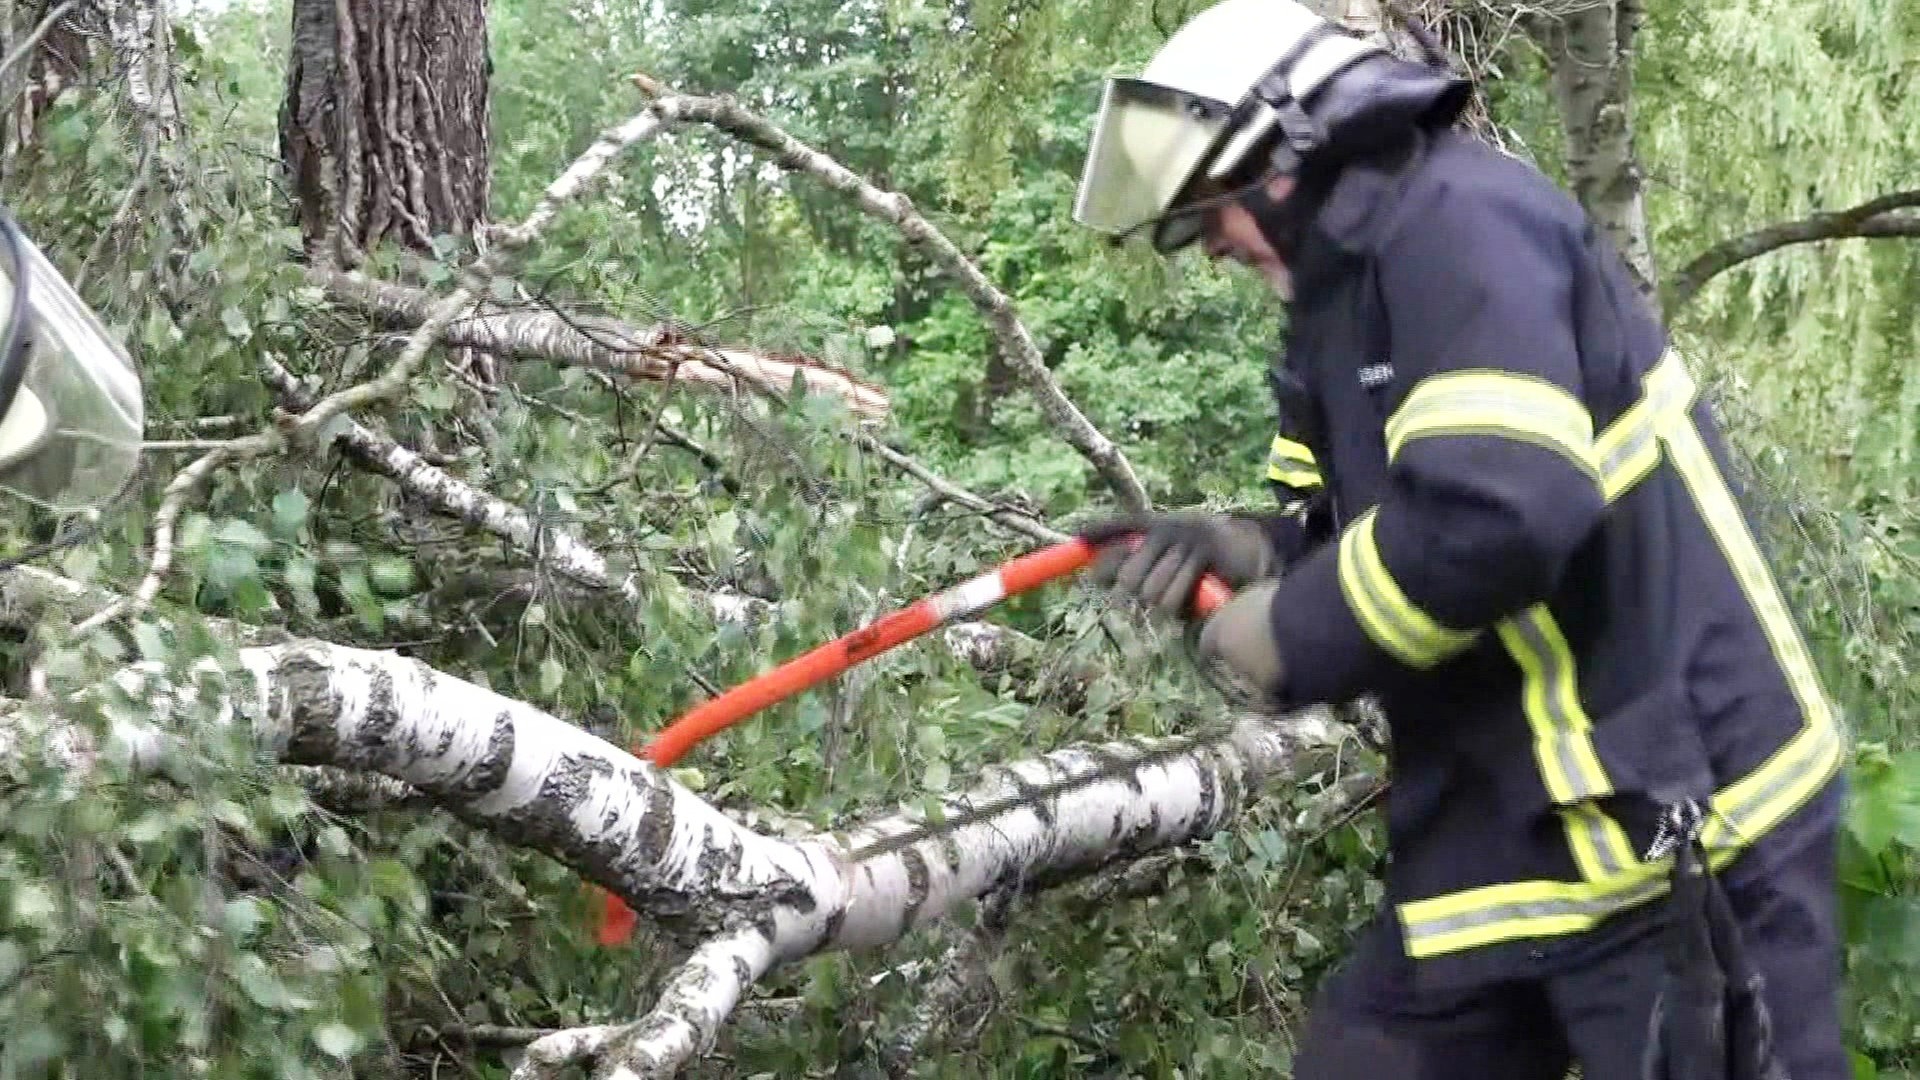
[593,535,1232,945]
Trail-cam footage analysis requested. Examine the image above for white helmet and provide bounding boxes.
[0,210,144,515]
[1073,0,1466,252]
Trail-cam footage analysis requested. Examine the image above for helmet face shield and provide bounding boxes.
[1073,76,1234,244]
[0,217,144,513]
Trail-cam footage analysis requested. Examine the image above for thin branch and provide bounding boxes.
[618,309,1063,546]
[863,436,1066,544]
[312,269,891,421]
[0,0,78,102]
[1667,191,1920,309]
[262,358,645,605]
[70,442,247,637]
[633,73,1151,514]
[66,97,678,639]
[535,927,775,1080]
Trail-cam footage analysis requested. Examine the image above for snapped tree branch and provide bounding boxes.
[631,73,1151,515]
[10,638,1347,1078]
[310,269,891,421]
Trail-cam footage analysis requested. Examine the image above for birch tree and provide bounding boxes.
[2,0,1918,1076]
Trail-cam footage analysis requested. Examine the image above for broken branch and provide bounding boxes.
[14,638,1345,1078]
[633,73,1150,514]
[312,269,890,421]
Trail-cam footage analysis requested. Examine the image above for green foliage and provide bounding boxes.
[0,0,1916,1074]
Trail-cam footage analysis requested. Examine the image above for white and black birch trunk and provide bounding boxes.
[9,635,1342,1078]
[1528,0,1658,308]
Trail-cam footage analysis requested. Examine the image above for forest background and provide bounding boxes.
[0,0,1915,1077]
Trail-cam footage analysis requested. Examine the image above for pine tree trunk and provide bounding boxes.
[278,0,495,379]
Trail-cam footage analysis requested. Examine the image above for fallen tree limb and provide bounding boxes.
[263,358,1038,683]
[632,73,1150,515]
[312,269,891,422]
[262,358,646,606]
[13,638,1345,1078]
[1667,189,1920,309]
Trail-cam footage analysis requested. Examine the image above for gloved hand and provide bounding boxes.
[1195,578,1289,708]
[1078,512,1280,618]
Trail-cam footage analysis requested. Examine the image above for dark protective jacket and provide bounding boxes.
[1249,128,1846,992]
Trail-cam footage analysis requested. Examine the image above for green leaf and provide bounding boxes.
[223,897,266,939]
[418,379,456,411]
[219,305,252,341]
[369,858,425,913]
[213,517,271,552]
[318,825,352,858]
[10,882,56,925]
[923,759,951,791]
[284,554,320,616]
[311,1021,362,1060]
[272,488,310,539]
[539,656,566,698]
[369,556,415,596]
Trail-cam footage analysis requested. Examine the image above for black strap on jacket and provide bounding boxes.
[1640,801,1789,1080]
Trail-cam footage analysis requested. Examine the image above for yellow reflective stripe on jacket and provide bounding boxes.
[1267,434,1323,489]
[1495,606,1640,881]
[1338,509,1479,668]
[1398,348,1845,959]
[1595,352,1695,501]
[1399,719,1844,957]
[1385,370,1600,481]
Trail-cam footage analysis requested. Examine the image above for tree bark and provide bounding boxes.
[1528,1,1659,311]
[0,627,1346,1079]
[279,0,490,270]
[0,1,88,167]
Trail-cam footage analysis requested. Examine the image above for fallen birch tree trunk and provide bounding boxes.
[12,637,1345,1079]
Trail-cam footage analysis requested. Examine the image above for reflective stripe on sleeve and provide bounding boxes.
[1385,370,1600,482]
[1266,434,1323,489]
[1337,508,1479,669]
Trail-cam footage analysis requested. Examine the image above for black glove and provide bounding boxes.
[1078,512,1281,618]
[1194,578,1289,708]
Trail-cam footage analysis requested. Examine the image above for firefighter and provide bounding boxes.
[0,205,145,526]
[1069,2,1850,1077]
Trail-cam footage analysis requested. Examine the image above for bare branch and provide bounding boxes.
[526,927,775,1080]
[862,436,1066,544]
[632,74,1151,514]
[311,269,891,421]
[1667,191,1920,310]
[69,442,245,637]
[262,359,647,605]
[67,98,677,638]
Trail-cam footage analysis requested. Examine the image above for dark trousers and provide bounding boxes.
[1293,784,1851,1080]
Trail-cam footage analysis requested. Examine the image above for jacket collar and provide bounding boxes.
[1287,131,1431,294]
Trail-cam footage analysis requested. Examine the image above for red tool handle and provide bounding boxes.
[594,536,1232,945]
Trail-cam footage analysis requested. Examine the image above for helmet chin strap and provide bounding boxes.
[1237,155,1340,266]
